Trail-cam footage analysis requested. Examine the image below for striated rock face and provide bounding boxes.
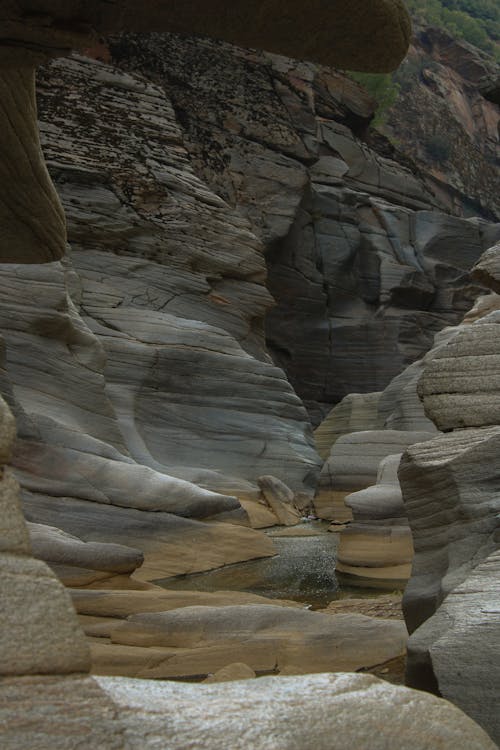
[399,427,500,634]
[109,33,500,421]
[315,429,434,522]
[0,53,326,581]
[398,243,500,744]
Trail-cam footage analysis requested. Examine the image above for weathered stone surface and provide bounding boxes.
[399,427,500,634]
[0,553,90,675]
[384,27,500,221]
[22,492,275,580]
[336,454,413,588]
[115,34,499,419]
[0,1,411,73]
[4,672,495,750]
[258,475,302,526]
[203,662,256,683]
[28,522,144,585]
[473,241,500,292]
[314,392,382,459]
[104,604,407,677]
[0,468,30,556]
[73,587,300,620]
[0,67,66,263]
[315,430,434,521]
[418,312,500,430]
[406,550,500,746]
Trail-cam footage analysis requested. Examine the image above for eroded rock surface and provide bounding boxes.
[109,33,499,420]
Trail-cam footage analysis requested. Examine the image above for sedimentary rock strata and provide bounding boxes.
[336,453,413,587]
[110,33,499,419]
[399,426,500,634]
[315,429,434,522]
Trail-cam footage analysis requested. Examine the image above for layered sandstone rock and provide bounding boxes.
[399,243,500,744]
[95,604,407,678]
[315,429,434,522]
[406,550,500,745]
[111,33,499,419]
[336,453,414,588]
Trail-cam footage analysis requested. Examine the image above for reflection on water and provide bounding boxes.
[158,521,345,608]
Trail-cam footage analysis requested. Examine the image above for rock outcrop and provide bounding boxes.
[398,243,500,744]
[110,33,500,421]
[385,26,500,221]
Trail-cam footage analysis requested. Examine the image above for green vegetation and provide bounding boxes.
[405,0,500,60]
[348,73,400,126]
[347,2,499,129]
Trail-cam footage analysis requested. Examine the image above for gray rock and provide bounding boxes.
[399,427,500,634]
[0,552,90,675]
[418,311,500,430]
[2,672,496,750]
[315,429,434,521]
[407,550,500,746]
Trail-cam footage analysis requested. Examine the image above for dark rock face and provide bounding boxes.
[384,27,500,222]
[0,0,411,72]
[110,33,499,422]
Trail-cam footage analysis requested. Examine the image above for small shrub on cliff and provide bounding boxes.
[347,72,400,127]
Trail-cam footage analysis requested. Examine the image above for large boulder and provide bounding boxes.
[0,1,411,72]
[0,671,496,750]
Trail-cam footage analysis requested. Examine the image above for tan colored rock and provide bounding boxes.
[104,604,407,678]
[472,241,500,293]
[71,586,300,619]
[0,467,30,555]
[203,663,256,683]
[0,553,90,675]
[314,392,382,459]
[258,475,301,526]
[315,430,434,521]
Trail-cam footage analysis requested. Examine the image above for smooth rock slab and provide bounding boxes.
[22,492,275,580]
[407,550,500,746]
[107,604,408,676]
[3,672,496,750]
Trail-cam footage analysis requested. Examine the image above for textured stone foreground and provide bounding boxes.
[1,672,496,750]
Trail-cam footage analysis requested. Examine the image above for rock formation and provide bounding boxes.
[3,390,496,749]
[110,33,499,422]
[385,26,500,221]
[397,244,500,744]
